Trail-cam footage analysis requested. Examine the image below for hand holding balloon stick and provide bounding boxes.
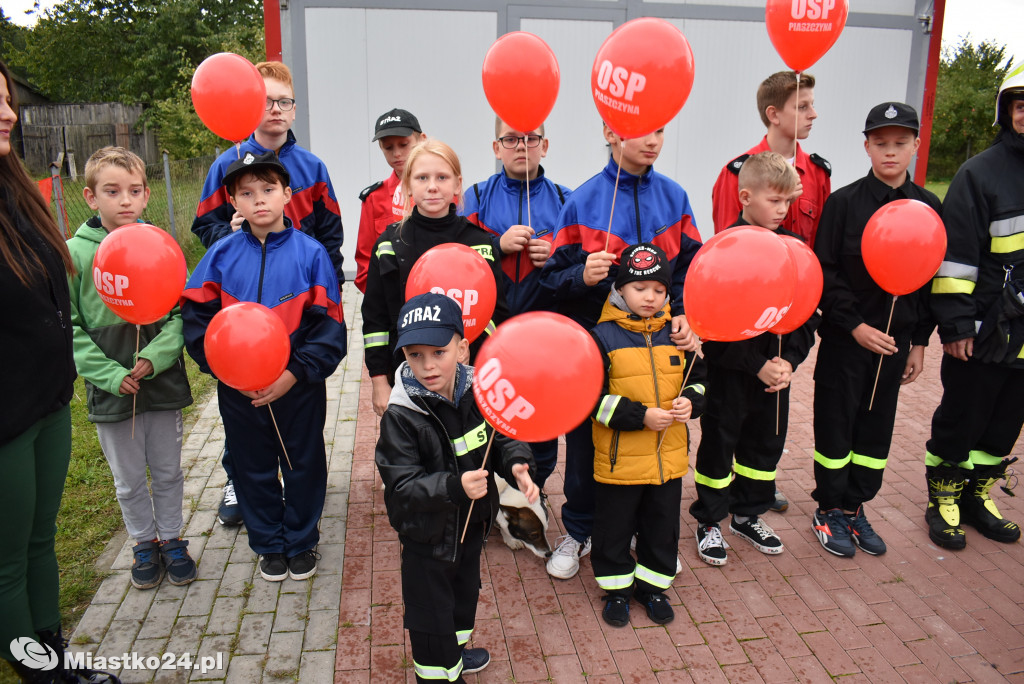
[93,224,188,438]
[461,312,604,542]
[204,302,294,469]
[860,200,946,409]
[482,32,559,238]
[590,18,695,251]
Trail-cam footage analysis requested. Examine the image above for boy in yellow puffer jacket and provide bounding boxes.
[589,242,707,627]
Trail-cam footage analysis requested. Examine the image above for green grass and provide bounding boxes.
[925,180,950,202]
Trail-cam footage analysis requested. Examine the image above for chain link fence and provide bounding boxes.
[42,153,217,268]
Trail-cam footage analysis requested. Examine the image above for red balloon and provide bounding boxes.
[406,243,498,343]
[683,226,796,341]
[770,236,823,335]
[473,312,602,442]
[191,53,266,142]
[591,18,695,140]
[205,302,290,392]
[862,199,947,296]
[482,32,560,133]
[766,0,849,72]
[92,224,187,325]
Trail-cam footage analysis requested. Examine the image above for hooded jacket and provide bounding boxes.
[67,218,192,422]
[375,363,535,561]
[461,166,571,314]
[590,292,707,486]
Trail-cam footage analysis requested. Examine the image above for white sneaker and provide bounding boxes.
[546,534,591,579]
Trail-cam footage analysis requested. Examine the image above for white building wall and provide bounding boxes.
[288,2,931,275]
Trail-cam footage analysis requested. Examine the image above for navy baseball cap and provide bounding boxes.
[396,293,464,349]
[372,108,422,141]
[222,150,290,190]
[863,102,919,134]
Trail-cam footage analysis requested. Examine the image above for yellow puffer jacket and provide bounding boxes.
[591,295,703,485]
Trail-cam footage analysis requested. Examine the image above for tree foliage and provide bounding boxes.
[929,37,1012,179]
[3,0,264,158]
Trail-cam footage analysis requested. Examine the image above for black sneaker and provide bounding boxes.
[812,509,856,557]
[696,522,729,566]
[287,549,320,580]
[260,553,288,581]
[730,516,784,554]
[462,647,490,674]
[602,595,630,627]
[635,591,674,625]
[130,540,164,590]
[218,479,243,526]
[846,506,886,555]
[159,538,197,586]
[769,488,789,513]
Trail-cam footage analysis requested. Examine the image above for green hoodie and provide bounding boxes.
[67,218,192,422]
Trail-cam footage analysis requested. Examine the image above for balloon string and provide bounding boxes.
[268,404,294,470]
[461,429,497,543]
[604,141,625,253]
[656,350,699,453]
[131,324,140,440]
[868,295,897,411]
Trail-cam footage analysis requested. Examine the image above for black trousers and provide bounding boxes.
[689,365,788,523]
[927,354,1024,463]
[592,478,681,597]
[404,522,484,683]
[812,335,909,511]
[218,381,327,556]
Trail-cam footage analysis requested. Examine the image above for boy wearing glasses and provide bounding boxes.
[460,118,572,492]
[190,61,345,530]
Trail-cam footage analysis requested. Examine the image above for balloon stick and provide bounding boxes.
[461,429,497,543]
[792,72,801,163]
[868,295,897,411]
[268,404,294,470]
[656,350,699,453]
[604,141,625,253]
[132,324,140,440]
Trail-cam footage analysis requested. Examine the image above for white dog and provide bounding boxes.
[494,478,552,558]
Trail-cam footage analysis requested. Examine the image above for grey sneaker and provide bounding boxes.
[545,534,591,579]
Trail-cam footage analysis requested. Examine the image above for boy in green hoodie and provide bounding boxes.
[67,146,195,590]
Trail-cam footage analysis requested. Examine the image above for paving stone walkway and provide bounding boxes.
[71,286,1024,683]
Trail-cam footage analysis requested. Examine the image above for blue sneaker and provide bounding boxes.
[159,538,197,585]
[131,540,163,589]
[462,647,490,674]
[812,509,856,558]
[846,505,887,555]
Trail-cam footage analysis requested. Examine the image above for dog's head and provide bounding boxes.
[498,503,552,558]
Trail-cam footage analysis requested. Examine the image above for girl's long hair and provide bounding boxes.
[0,60,74,286]
[399,139,464,226]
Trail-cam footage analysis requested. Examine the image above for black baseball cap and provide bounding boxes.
[222,150,290,191]
[616,243,671,290]
[372,108,422,141]
[396,293,464,349]
[863,102,919,135]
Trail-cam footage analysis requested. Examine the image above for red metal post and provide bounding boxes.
[264,0,283,62]
[915,0,945,185]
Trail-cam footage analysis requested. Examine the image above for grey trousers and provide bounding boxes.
[96,409,185,542]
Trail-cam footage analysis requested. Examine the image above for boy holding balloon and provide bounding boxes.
[810,102,941,558]
[690,152,818,567]
[181,151,346,582]
[375,292,538,681]
[540,124,702,580]
[460,117,573,491]
[68,147,196,590]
